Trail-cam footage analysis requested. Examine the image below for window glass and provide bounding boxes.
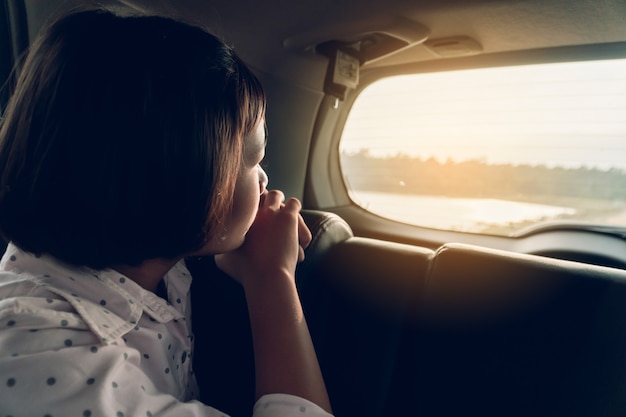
[339,59,626,235]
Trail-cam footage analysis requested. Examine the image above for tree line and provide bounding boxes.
[341,150,626,201]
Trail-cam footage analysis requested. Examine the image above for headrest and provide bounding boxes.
[424,242,626,323]
[301,209,354,261]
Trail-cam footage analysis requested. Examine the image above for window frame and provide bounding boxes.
[304,42,626,267]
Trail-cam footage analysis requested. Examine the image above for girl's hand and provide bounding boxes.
[215,191,331,413]
[215,190,312,286]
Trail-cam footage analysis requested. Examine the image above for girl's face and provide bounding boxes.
[195,119,268,255]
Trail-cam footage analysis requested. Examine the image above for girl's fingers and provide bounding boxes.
[297,214,312,250]
[263,190,285,209]
[252,192,309,264]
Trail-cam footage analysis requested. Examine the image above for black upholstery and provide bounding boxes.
[392,243,626,417]
[189,209,626,417]
[297,214,435,417]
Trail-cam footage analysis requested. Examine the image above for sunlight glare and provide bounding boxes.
[341,58,626,170]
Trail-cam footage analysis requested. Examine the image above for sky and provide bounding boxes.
[340,58,626,170]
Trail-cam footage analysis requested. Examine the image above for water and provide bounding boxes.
[350,191,577,233]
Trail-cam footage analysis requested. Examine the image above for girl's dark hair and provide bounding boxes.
[0,9,266,268]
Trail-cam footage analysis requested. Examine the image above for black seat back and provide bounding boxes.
[397,243,626,417]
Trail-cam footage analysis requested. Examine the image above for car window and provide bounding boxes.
[339,58,626,236]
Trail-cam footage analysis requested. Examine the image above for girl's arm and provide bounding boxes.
[215,190,332,414]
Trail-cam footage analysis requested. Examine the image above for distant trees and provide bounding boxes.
[341,150,626,201]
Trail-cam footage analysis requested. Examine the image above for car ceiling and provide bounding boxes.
[28,0,626,93]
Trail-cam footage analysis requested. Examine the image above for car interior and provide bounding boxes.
[1,0,626,416]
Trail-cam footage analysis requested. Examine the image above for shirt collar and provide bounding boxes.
[0,243,188,344]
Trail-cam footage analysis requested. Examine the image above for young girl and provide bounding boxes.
[0,7,332,417]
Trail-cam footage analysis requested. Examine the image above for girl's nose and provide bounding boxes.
[257,164,268,193]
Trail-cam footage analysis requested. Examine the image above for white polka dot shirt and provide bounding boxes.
[0,243,333,417]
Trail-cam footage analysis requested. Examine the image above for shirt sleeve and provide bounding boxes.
[253,394,334,417]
